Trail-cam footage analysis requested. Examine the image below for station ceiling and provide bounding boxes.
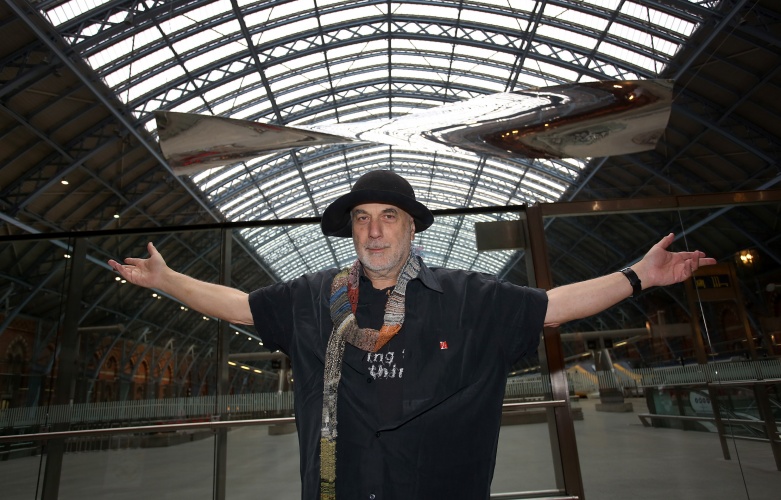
[1,0,779,366]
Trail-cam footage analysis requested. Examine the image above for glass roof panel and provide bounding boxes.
[125,66,187,102]
[464,9,529,32]
[599,41,659,72]
[327,39,387,60]
[45,0,112,25]
[88,26,164,71]
[581,0,622,10]
[328,53,388,75]
[390,2,453,17]
[536,24,599,52]
[172,29,222,55]
[554,8,610,32]
[257,17,320,47]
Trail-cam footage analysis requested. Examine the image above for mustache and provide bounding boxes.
[364,243,390,250]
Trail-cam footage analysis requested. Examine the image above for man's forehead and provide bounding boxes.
[351,203,409,215]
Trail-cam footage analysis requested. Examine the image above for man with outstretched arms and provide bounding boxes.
[109,170,715,500]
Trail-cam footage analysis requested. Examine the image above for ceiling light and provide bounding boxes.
[738,249,755,266]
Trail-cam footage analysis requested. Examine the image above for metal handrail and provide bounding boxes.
[0,399,570,444]
[490,489,577,499]
[638,413,780,429]
[638,377,781,471]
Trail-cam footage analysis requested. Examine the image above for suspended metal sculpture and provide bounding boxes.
[155,79,673,175]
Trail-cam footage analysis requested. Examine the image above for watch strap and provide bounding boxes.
[620,267,642,298]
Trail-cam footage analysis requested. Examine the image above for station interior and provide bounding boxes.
[1,0,780,499]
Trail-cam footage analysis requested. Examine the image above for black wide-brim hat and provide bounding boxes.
[321,170,434,237]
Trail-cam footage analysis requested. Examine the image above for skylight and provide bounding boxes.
[40,0,714,283]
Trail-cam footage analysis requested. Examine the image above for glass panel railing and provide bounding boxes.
[544,202,781,499]
[0,439,44,499]
[57,429,216,500]
[226,418,301,499]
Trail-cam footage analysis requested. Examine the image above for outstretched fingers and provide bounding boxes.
[695,253,717,269]
[106,242,163,288]
[108,259,135,282]
[640,233,717,287]
[121,256,144,267]
[676,250,716,283]
[107,258,128,275]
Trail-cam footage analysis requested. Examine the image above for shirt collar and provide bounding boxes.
[414,258,443,293]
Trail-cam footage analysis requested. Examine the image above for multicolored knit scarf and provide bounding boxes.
[320,254,421,499]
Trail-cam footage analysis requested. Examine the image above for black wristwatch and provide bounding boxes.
[620,267,642,298]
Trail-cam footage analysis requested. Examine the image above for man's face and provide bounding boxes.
[351,203,415,283]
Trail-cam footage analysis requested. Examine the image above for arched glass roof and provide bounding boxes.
[40,0,716,281]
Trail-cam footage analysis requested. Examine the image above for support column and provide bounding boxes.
[41,238,86,500]
[594,338,633,413]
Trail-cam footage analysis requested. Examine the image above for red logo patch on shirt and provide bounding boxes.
[440,341,448,350]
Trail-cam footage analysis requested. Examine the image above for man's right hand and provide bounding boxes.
[108,242,169,290]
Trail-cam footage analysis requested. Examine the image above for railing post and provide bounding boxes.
[523,205,585,499]
[213,230,232,500]
[705,384,731,460]
[753,382,781,470]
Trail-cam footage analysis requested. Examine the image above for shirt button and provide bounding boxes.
[375,431,381,438]
[366,377,373,383]
[369,494,376,500]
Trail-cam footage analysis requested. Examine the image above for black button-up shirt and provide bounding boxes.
[248,261,547,500]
